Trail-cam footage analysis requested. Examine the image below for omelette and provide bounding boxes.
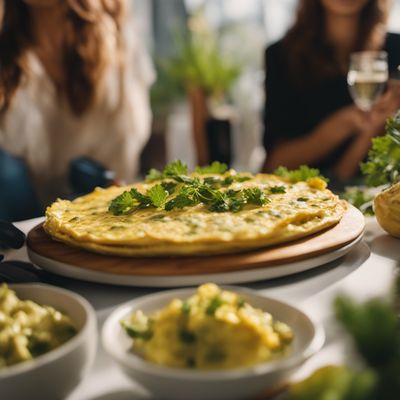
[44,162,347,257]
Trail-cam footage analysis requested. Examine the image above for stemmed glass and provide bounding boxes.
[347,51,388,112]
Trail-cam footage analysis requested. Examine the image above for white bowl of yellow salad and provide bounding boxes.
[0,283,97,400]
[102,283,324,400]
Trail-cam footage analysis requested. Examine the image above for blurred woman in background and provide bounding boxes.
[263,0,400,185]
[0,0,154,217]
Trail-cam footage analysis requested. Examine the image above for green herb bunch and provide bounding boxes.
[274,165,329,183]
[109,161,268,215]
[109,161,327,216]
[165,10,241,98]
[360,111,400,187]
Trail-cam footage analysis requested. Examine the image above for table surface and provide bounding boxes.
[4,216,400,400]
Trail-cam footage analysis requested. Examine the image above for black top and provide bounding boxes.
[263,32,400,175]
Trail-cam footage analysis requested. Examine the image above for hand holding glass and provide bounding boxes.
[347,51,388,112]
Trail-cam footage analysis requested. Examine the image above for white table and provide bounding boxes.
[4,217,400,400]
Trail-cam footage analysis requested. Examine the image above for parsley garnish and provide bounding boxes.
[164,160,188,177]
[195,161,228,174]
[270,185,286,194]
[109,191,134,215]
[165,194,197,211]
[223,175,252,185]
[206,295,224,316]
[147,184,168,208]
[109,161,270,215]
[244,187,269,205]
[120,320,153,341]
[274,165,328,183]
[145,160,189,182]
[145,168,163,182]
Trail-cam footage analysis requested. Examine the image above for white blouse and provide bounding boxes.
[0,12,154,207]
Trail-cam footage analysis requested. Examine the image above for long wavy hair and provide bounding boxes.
[0,0,125,116]
[283,0,390,87]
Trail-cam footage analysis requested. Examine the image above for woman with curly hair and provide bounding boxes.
[263,0,400,183]
[0,0,154,213]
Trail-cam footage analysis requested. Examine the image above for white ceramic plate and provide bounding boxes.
[28,234,363,287]
[102,286,325,400]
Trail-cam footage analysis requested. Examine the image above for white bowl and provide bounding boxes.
[102,286,324,400]
[0,284,97,400]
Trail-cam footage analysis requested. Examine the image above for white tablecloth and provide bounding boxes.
[3,217,400,400]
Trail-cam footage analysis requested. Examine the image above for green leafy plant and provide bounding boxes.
[360,111,400,187]
[342,110,400,214]
[288,277,400,400]
[164,10,241,98]
[341,187,375,216]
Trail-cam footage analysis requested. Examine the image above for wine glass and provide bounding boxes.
[347,51,388,112]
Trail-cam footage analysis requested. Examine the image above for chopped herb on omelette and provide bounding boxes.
[44,162,347,257]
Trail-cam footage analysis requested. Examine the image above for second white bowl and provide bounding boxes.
[102,286,324,400]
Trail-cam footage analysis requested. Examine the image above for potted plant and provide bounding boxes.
[164,9,241,165]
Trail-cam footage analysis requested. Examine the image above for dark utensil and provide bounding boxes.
[0,220,26,249]
[0,254,3,262]
[0,261,42,283]
[0,260,45,283]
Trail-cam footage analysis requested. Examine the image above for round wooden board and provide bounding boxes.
[27,205,364,278]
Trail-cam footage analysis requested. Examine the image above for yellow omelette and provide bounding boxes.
[44,169,346,257]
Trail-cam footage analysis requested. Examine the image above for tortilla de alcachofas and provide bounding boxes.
[44,162,347,257]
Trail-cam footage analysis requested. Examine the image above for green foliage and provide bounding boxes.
[120,320,153,341]
[341,187,374,216]
[164,160,189,177]
[146,160,189,182]
[288,293,400,400]
[288,365,363,400]
[150,61,184,116]
[270,185,286,194]
[108,191,136,215]
[385,109,400,145]
[335,297,400,369]
[243,187,269,206]
[147,185,168,209]
[164,12,241,97]
[360,111,400,187]
[274,165,328,183]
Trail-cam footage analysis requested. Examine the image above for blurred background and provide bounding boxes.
[136,0,400,175]
[1,0,399,221]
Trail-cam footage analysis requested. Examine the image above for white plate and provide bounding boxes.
[28,234,363,287]
[102,286,325,400]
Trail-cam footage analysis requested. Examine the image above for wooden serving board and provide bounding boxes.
[27,206,364,277]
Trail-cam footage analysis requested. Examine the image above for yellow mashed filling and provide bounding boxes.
[121,283,293,370]
[0,284,77,369]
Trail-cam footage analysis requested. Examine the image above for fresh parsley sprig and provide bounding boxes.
[274,165,328,183]
[109,161,270,215]
[145,160,189,182]
[195,161,228,174]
